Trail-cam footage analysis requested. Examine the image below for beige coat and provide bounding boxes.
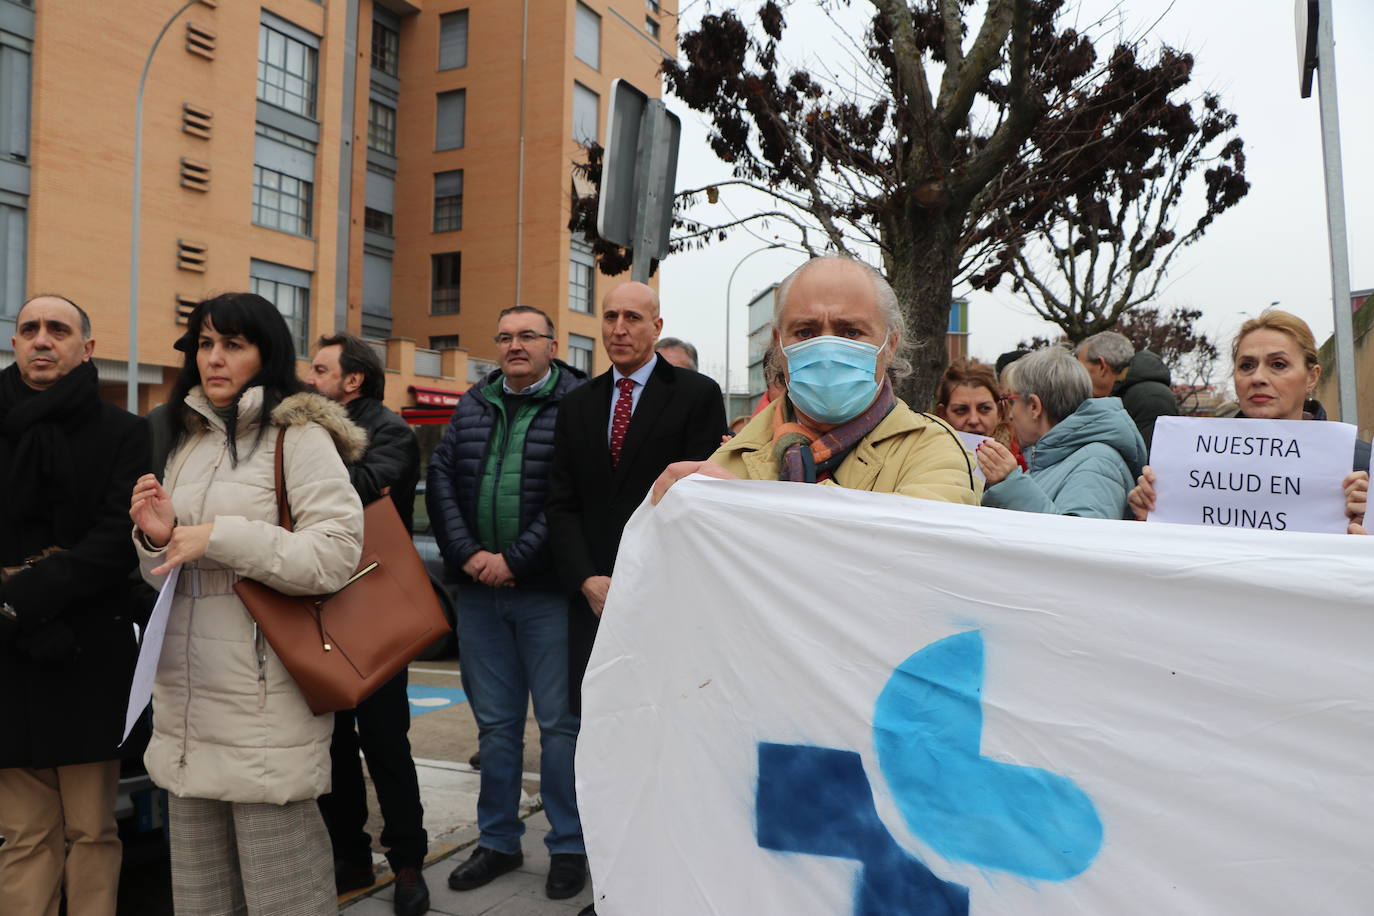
[712,398,983,503]
[137,388,366,805]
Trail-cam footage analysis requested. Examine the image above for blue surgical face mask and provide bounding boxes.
[783,335,887,425]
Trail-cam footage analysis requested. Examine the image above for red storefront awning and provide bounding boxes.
[401,407,455,425]
[409,385,464,407]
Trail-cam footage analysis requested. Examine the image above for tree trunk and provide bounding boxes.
[886,218,959,411]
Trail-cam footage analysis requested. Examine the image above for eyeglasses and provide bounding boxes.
[493,331,555,347]
[1000,394,1021,406]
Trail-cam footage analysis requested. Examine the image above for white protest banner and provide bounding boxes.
[579,478,1374,915]
[1147,416,1356,533]
[122,566,178,745]
[956,431,991,481]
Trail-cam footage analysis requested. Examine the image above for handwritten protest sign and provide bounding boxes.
[1146,417,1355,533]
[956,431,992,481]
[122,566,179,745]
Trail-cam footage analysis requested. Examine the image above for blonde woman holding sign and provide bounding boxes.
[1127,310,1368,533]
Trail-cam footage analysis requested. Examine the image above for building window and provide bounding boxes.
[645,16,660,40]
[436,90,466,151]
[569,235,594,314]
[371,21,399,76]
[431,252,461,314]
[364,208,393,235]
[257,22,318,118]
[434,170,463,232]
[253,165,312,236]
[572,82,598,144]
[574,3,600,69]
[0,201,26,318]
[362,252,392,338]
[250,260,311,354]
[438,10,468,71]
[429,334,460,350]
[367,100,396,155]
[646,0,661,12]
[568,334,595,374]
[0,42,31,164]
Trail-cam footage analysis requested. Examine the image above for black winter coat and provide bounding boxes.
[427,360,588,590]
[546,356,727,713]
[1112,349,1179,451]
[0,363,151,768]
[345,397,420,535]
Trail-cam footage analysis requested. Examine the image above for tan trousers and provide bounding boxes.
[168,795,335,916]
[0,760,123,916]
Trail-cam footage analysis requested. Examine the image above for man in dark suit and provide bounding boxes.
[547,281,726,716]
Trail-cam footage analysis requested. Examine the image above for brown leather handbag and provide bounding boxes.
[234,427,450,715]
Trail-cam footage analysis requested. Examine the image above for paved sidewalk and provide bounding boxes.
[341,808,596,916]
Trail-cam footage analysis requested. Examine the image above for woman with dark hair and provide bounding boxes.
[1127,309,1369,533]
[129,293,366,915]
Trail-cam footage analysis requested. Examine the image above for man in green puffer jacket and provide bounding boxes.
[426,306,590,903]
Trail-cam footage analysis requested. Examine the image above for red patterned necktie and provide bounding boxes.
[610,376,635,467]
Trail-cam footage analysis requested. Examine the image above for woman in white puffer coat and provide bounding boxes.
[131,293,365,916]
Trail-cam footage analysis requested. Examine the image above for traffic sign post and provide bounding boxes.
[597,79,681,283]
[1297,0,1358,424]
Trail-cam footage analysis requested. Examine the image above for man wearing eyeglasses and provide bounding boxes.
[426,306,591,901]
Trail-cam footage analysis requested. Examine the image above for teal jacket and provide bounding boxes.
[982,397,1146,519]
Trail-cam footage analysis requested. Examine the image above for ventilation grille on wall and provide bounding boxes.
[182,103,212,139]
[177,239,208,273]
[176,296,199,324]
[186,23,216,59]
[180,158,211,192]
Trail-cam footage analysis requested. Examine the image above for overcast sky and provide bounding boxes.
[651,0,1374,396]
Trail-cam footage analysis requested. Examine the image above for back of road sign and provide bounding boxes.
[597,78,681,274]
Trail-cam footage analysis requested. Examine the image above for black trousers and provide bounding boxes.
[318,668,428,870]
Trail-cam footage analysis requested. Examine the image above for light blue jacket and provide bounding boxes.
[982,397,1147,519]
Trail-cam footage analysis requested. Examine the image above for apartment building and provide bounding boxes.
[0,0,673,413]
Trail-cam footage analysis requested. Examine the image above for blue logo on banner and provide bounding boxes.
[756,631,1102,913]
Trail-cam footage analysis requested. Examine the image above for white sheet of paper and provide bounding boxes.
[122,566,179,745]
[1147,416,1356,533]
[956,431,992,481]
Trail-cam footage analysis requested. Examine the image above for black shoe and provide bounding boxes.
[468,751,481,770]
[392,866,430,916]
[335,858,375,894]
[546,853,588,900]
[446,846,523,891]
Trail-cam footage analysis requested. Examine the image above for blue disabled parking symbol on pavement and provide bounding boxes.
[407,685,468,716]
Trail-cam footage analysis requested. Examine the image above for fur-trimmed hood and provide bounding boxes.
[183,387,368,464]
[270,392,368,463]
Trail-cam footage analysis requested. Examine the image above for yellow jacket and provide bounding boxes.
[710,398,982,504]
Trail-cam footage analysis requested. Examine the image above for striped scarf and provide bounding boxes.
[772,378,897,483]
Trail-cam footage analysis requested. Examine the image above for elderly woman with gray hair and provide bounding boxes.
[977,346,1146,519]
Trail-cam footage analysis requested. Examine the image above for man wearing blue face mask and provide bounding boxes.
[652,257,981,504]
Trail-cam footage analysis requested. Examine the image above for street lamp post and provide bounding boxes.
[724,243,785,414]
[128,0,202,413]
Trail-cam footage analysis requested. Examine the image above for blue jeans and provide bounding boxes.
[459,585,583,855]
